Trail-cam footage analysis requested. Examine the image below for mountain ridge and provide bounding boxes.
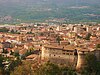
[0,0,100,23]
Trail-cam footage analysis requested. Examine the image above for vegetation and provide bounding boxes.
[0,55,4,69]
[82,53,100,75]
[4,59,22,75]
[10,61,77,75]
[2,48,9,54]
[10,30,20,34]
[0,0,100,24]
[34,62,77,75]
[13,50,20,60]
[56,36,61,45]
[0,53,99,75]
[0,54,22,75]
[34,62,61,75]
[10,61,32,75]
[0,27,9,32]
[21,49,34,59]
[85,33,91,40]
[96,44,100,48]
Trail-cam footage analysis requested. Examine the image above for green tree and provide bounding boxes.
[10,61,31,75]
[14,50,20,59]
[83,53,100,75]
[9,59,22,71]
[34,62,60,75]
[96,44,100,49]
[60,66,77,75]
[0,27,9,32]
[10,61,77,75]
[10,29,15,33]
[85,33,91,40]
[2,48,9,54]
[56,36,61,45]
[0,55,4,68]
[34,62,77,75]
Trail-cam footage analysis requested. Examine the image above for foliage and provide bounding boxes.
[96,44,100,48]
[2,48,9,54]
[10,30,20,34]
[21,50,33,59]
[0,55,4,68]
[56,36,61,45]
[0,27,9,32]
[27,32,33,34]
[4,60,77,75]
[82,53,100,75]
[10,61,32,75]
[13,50,20,59]
[34,62,60,75]
[85,33,91,40]
[0,0,100,24]
[2,59,22,75]
[77,35,82,39]
[0,54,22,75]
[34,62,77,75]
[9,59,22,71]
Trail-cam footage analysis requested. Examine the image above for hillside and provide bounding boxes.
[0,0,100,24]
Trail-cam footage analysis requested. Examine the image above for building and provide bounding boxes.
[74,26,81,33]
[86,26,92,33]
[41,44,100,70]
[41,45,77,66]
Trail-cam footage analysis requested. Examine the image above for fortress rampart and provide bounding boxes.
[41,46,100,70]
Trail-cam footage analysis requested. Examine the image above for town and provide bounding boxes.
[0,23,100,75]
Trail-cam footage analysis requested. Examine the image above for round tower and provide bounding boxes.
[76,50,89,71]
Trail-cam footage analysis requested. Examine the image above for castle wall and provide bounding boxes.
[41,46,77,67]
[41,46,100,70]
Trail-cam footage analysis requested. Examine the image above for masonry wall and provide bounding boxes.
[76,51,87,70]
[41,47,77,67]
[41,46,100,70]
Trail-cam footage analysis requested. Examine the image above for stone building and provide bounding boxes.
[41,44,100,70]
[41,45,78,67]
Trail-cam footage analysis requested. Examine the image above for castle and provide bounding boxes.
[41,44,100,70]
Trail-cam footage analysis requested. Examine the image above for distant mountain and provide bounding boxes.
[0,0,100,23]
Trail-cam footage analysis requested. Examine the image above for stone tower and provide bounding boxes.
[76,50,89,70]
